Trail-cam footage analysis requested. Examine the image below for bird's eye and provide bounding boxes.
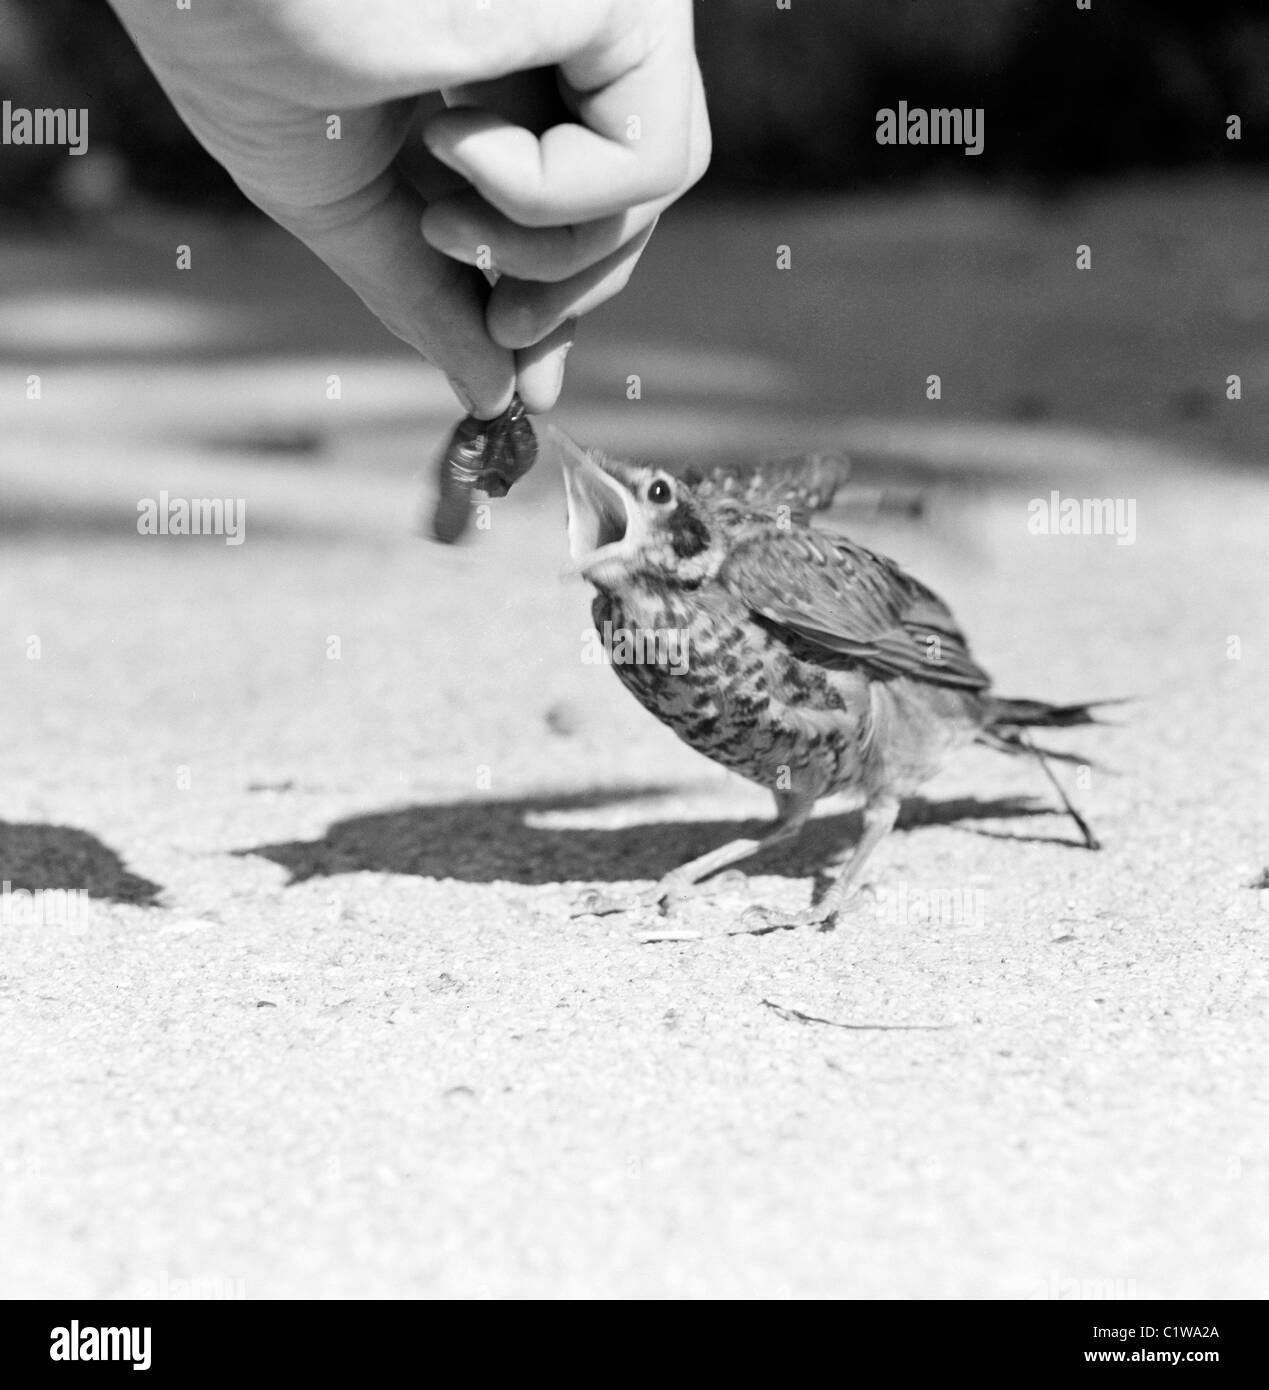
[647,477,673,505]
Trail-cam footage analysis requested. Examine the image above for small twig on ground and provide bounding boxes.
[760,998,950,1032]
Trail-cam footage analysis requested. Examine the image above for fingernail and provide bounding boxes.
[552,342,573,393]
[447,377,477,414]
[540,360,565,407]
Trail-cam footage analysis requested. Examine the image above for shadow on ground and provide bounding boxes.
[238,789,1081,887]
[0,822,162,904]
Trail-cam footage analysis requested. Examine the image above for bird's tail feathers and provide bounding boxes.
[984,695,1129,731]
[977,696,1129,770]
[976,727,1090,766]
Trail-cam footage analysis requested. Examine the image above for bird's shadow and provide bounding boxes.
[237,787,1079,888]
[0,822,163,905]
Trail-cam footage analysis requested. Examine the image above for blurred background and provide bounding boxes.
[5,0,1269,201]
[1,0,1268,475]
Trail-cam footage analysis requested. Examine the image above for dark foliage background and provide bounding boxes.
[1,0,1266,210]
[697,0,1269,189]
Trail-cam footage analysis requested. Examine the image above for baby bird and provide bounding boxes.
[558,432,1103,929]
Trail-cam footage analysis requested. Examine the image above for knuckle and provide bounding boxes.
[688,133,713,187]
[640,156,686,203]
[648,134,699,197]
[585,262,635,312]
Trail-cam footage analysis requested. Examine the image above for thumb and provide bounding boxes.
[260,170,515,416]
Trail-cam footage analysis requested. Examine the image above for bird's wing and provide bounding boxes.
[721,528,992,690]
[681,452,846,524]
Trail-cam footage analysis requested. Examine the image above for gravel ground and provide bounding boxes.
[2,183,1268,1299]
[2,438,1267,1299]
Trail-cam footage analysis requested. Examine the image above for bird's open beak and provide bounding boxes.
[554,428,646,578]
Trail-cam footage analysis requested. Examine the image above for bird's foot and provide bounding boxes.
[729,885,873,936]
[570,869,749,920]
[569,886,661,919]
[730,903,838,935]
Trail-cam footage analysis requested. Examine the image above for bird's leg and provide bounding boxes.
[735,796,901,934]
[815,795,901,920]
[571,792,813,918]
[654,796,814,906]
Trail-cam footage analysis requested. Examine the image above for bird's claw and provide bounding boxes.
[730,904,840,935]
[569,889,651,919]
[571,870,748,920]
[570,881,679,918]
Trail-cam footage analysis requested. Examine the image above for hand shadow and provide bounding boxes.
[0,822,162,904]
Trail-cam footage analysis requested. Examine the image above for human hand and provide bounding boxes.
[106,0,710,415]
